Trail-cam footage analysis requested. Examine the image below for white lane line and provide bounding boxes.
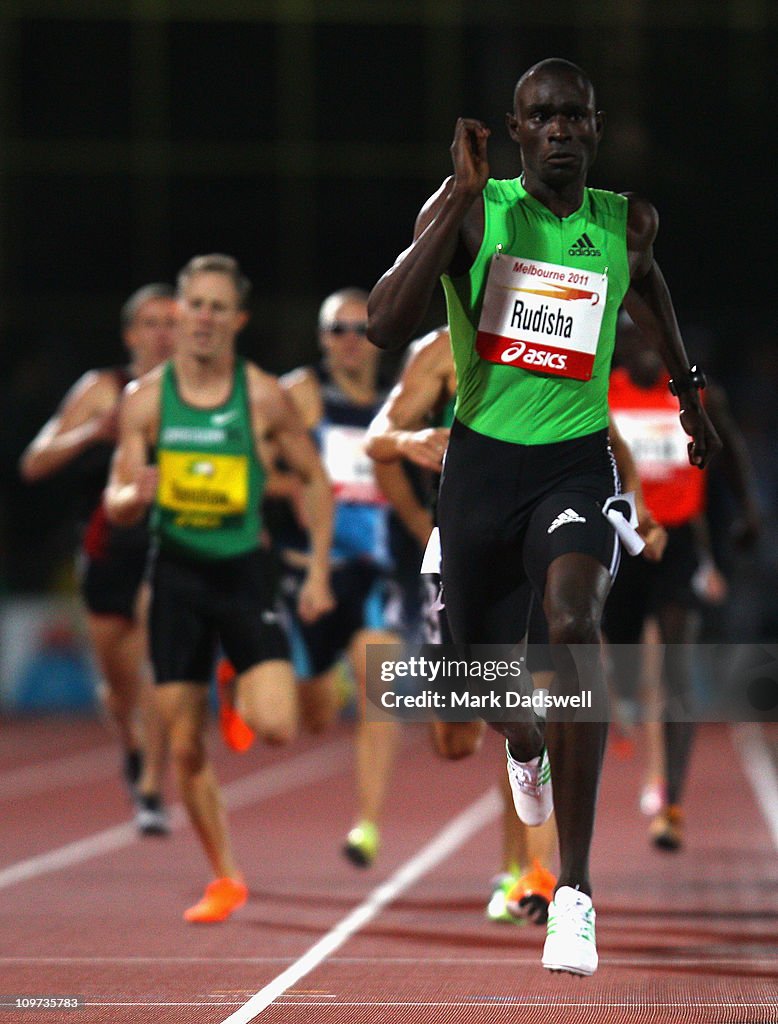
[235,1004,778,1009]
[0,746,118,801]
[731,722,778,850]
[0,739,351,892]
[4,954,776,966]
[55,1002,778,1010]
[16,1002,770,1010]
[219,786,502,1024]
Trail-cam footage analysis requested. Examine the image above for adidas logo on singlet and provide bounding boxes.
[568,233,601,257]
[548,508,587,534]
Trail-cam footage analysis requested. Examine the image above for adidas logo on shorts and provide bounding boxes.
[547,508,586,534]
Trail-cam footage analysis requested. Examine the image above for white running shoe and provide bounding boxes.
[505,741,553,826]
[485,873,520,924]
[134,794,170,837]
[542,886,598,976]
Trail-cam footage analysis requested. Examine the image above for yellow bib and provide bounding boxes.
[157,450,249,519]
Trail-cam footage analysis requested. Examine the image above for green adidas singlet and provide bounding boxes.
[437,394,456,431]
[153,359,265,559]
[442,177,629,445]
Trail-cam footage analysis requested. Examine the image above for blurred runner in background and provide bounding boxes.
[606,312,761,850]
[20,283,176,835]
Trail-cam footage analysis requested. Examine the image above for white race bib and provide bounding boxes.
[321,424,386,505]
[476,253,607,381]
[611,409,690,479]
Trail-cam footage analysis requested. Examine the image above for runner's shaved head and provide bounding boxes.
[513,59,595,110]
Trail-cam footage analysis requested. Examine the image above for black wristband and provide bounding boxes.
[668,365,706,397]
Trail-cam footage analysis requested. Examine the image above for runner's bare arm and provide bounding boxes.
[365,331,453,468]
[255,372,334,623]
[267,368,324,528]
[104,379,160,526]
[622,194,721,469]
[19,370,120,482]
[279,366,323,430]
[367,119,490,351]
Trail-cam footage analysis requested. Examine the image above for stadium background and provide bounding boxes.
[0,1,775,706]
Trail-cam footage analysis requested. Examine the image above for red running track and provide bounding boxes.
[0,716,776,1023]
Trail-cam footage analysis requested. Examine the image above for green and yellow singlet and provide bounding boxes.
[153,359,265,559]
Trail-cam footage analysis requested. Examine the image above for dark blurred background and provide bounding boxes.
[0,1,776,639]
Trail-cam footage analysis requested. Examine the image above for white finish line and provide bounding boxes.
[219,787,501,1023]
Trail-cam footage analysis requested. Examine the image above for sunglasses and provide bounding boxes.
[323,321,369,336]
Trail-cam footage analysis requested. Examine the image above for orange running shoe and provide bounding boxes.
[506,858,557,925]
[649,804,683,851]
[183,876,248,923]
[216,658,256,753]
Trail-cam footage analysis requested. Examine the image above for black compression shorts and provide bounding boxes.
[420,569,554,673]
[437,419,620,646]
[149,546,289,684]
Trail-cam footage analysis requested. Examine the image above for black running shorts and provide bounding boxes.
[149,546,289,684]
[281,560,401,678]
[437,419,620,645]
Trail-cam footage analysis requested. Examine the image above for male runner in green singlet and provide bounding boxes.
[106,254,334,923]
[366,59,719,975]
[366,326,558,926]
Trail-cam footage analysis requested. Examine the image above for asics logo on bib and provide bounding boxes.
[568,233,601,257]
[500,341,568,371]
[548,508,587,534]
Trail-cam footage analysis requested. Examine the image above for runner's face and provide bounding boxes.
[508,70,601,187]
[176,272,248,361]
[319,298,378,376]
[124,297,177,373]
